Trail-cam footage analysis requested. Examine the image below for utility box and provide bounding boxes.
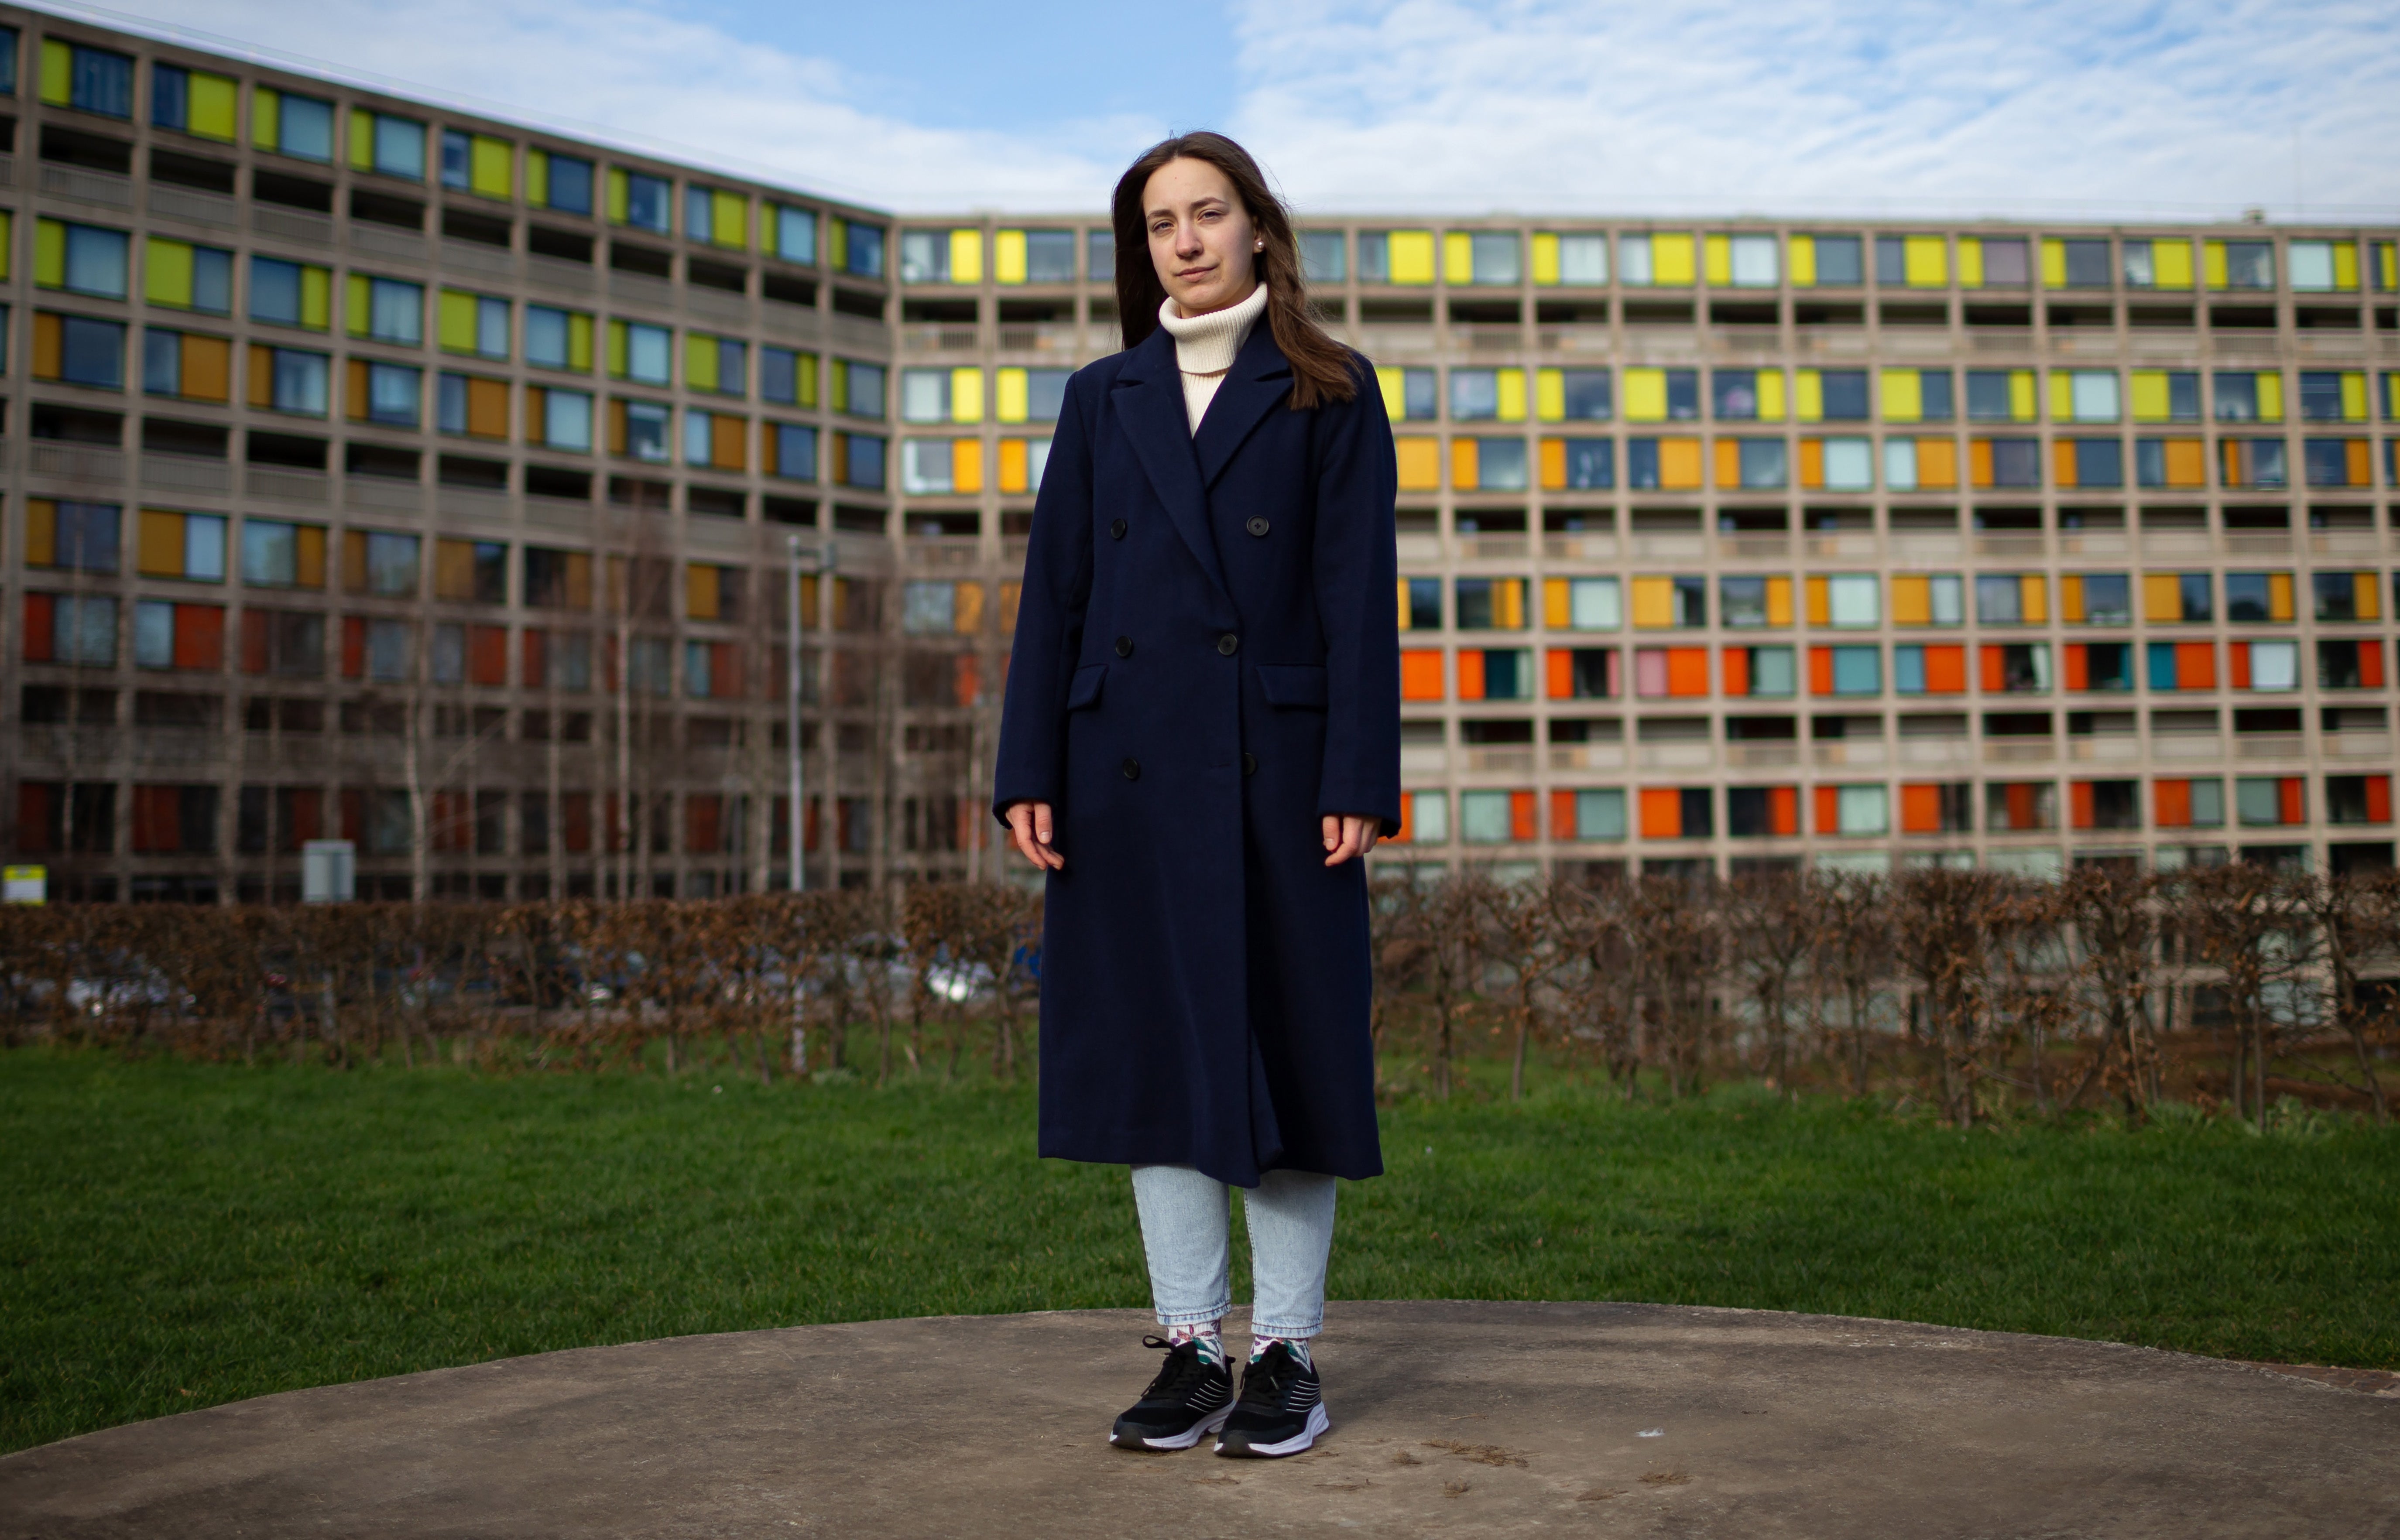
[3,866,45,905]
[302,841,356,903]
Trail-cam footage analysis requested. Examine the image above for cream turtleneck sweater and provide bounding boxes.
[1157,281,1269,435]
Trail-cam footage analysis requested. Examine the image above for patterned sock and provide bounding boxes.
[1250,1334,1313,1369]
[1166,1321,1225,1366]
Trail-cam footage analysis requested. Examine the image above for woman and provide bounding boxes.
[992,132,1399,1459]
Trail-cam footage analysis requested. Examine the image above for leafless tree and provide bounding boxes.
[2178,863,2316,1129]
[1724,868,1819,1096]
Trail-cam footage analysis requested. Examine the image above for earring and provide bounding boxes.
[1255,241,1264,251]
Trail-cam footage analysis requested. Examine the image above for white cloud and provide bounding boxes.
[1228,0,2400,219]
[60,0,2400,219]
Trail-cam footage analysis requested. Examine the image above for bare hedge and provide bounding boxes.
[3,866,2394,1125]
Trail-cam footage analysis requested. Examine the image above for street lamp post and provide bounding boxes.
[787,535,809,891]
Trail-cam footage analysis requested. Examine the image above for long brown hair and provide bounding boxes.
[1111,132,1358,411]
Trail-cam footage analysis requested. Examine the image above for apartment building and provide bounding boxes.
[6,12,2399,900]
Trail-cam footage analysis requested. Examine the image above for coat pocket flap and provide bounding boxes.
[1066,662,1107,710]
[1257,664,1329,708]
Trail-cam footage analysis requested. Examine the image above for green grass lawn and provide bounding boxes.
[4,1048,2396,1454]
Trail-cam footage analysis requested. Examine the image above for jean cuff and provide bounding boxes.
[1154,1303,1232,1328]
[1248,1318,1323,1339]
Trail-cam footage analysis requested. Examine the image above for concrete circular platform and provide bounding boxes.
[3,1302,2394,1537]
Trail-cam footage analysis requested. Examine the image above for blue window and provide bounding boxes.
[58,315,126,388]
[66,44,134,118]
[1561,438,1613,489]
[772,424,818,482]
[623,172,670,233]
[545,154,593,216]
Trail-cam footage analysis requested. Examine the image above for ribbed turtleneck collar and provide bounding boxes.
[1158,281,1268,377]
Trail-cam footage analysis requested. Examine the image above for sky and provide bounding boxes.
[46,0,2400,220]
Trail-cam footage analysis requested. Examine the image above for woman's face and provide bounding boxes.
[1143,157,1259,317]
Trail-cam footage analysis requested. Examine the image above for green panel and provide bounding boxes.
[437,290,478,353]
[253,87,279,150]
[33,219,64,288]
[189,73,238,141]
[145,237,195,307]
[606,168,629,224]
[344,273,369,336]
[470,136,512,198]
[685,332,718,393]
[348,108,374,169]
[567,313,593,372]
[607,319,629,376]
[526,150,549,208]
[38,40,69,106]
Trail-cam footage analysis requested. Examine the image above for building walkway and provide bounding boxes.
[3,1301,2394,1537]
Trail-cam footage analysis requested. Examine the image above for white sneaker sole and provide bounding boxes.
[1109,1403,1232,1451]
[1216,1400,1330,1458]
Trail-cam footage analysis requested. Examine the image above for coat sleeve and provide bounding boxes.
[1310,355,1403,835]
[991,367,1099,823]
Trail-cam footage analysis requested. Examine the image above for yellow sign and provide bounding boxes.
[4,866,46,905]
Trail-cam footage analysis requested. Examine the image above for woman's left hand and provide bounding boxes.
[1321,814,1379,867]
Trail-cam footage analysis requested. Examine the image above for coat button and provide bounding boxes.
[1217,633,1239,656]
[1121,757,1141,781]
[1242,753,1257,776]
[1110,519,1128,540]
[1114,636,1133,658]
[1246,517,1270,537]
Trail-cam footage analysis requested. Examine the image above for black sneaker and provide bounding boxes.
[1215,1342,1328,1457]
[1109,1336,1234,1451]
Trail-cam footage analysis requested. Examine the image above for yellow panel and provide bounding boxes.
[1794,368,1823,423]
[190,72,239,141]
[1530,233,1559,286]
[1704,235,1731,286]
[26,500,58,567]
[994,366,1028,423]
[2048,372,2073,421]
[39,41,71,105]
[994,229,1027,285]
[952,438,984,495]
[1495,368,1526,422]
[2339,372,2367,421]
[1755,370,1785,421]
[1789,236,1816,288]
[951,366,984,424]
[1623,366,1666,422]
[2202,240,2228,289]
[1713,438,1738,488]
[1653,233,1695,285]
[2153,240,2193,289]
[686,562,719,620]
[1880,368,1920,423]
[1541,578,1570,628]
[1493,579,1525,629]
[474,137,515,198]
[1804,575,1830,626]
[2060,574,2085,623]
[1450,438,1478,490]
[1956,239,1983,289]
[2129,370,2170,422]
[2256,372,2283,421]
[2143,573,2183,622]
[2019,575,2047,624]
[997,437,1029,494]
[1630,576,1674,629]
[954,581,985,633]
[1389,231,1436,285]
[1534,367,1564,422]
[2267,573,2293,622]
[1443,232,1472,284]
[1892,575,1930,625]
[1377,366,1406,421]
[950,228,984,285]
[711,190,747,250]
[1538,438,1566,489]
[138,510,186,576]
[2040,239,2066,287]
[2358,572,2381,622]
[1395,436,1441,490]
[1765,577,1793,627]
[1659,438,1703,489]
[296,526,326,589]
[2009,370,2037,423]
[1903,235,1947,287]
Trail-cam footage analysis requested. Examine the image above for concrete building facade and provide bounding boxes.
[5,11,2398,900]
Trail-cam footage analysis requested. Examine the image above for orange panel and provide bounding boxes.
[1457,650,1487,701]
[1389,796,1416,844]
[2365,644,2388,689]
[1714,439,1739,487]
[1797,438,1824,489]
[1721,647,1750,697]
[1917,438,1958,488]
[1551,789,1579,839]
[1768,786,1798,836]
[1400,649,1445,701]
[2053,440,2077,489]
[1545,648,1574,699]
[2280,778,2304,825]
[2163,438,2205,487]
[1900,783,1942,834]
[2368,776,2392,824]
[470,624,508,685]
[2176,641,2216,690]
[1968,438,1995,488]
[2069,781,2095,830]
[1814,785,1839,833]
[1808,646,1833,695]
[521,628,547,688]
[1980,645,2006,691]
[173,605,223,670]
[2154,779,2191,828]
[1667,647,1709,697]
[1639,787,1683,838]
[2228,642,2251,690]
[2062,643,2088,691]
[1924,645,1967,693]
[1510,791,1537,842]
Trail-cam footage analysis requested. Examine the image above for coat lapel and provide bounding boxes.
[1112,328,1229,600]
[1193,323,1294,489]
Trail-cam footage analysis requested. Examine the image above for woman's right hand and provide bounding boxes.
[1005,801,1064,871]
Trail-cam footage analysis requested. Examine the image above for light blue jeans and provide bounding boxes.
[1131,1164,1338,1339]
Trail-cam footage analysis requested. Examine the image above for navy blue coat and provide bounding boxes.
[992,320,1400,1188]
